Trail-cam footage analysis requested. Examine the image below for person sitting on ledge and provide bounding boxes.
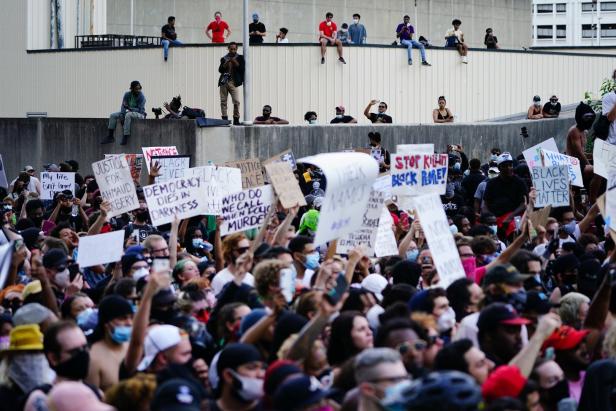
[433,96,454,123]
[304,111,318,124]
[330,106,357,124]
[527,96,544,120]
[364,100,393,123]
[253,105,289,125]
[101,80,146,146]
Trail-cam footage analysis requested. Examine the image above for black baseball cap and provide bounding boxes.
[483,264,531,286]
[273,375,327,411]
[478,303,531,333]
[216,343,263,377]
[151,378,202,411]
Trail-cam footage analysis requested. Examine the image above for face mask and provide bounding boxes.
[54,269,70,289]
[52,348,90,380]
[563,220,576,235]
[215,16,221,22]
[231,370,264,402]
[534,102,541,107]
[111,325,132,344]
[382,379,413,410]
[490,154,498,162]
[0,336,9,350]
[253,18,258,23]
[309,119,317,124]
[551,101,557,106]
[507,290,527,313]
[449,224,458,234]
[279,267,296,303]
[353,19,359,24]
[341,28,348,33]
[540,379,569,409]
[192,238,205,249]
[406,249,419,262]
[453,162,461,172]
[480,254,496,265]
[304,252,320,270]
[437,306,456,332]
[336,114,343,119]
[490,225,498,235]
[132,267,149,281]
[76,308,94,327]
[462,257,477,279]
[151,307,178,324]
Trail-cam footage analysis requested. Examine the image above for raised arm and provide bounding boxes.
[214,216,224,272]
[87,201,110,236]
[273,206,298,246]
[509,313,560,377]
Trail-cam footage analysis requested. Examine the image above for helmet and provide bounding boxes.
[388,371,482,411]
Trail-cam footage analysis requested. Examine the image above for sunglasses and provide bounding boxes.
[397,340,428,354]
[236,246,250,254]
[378,105,386,109]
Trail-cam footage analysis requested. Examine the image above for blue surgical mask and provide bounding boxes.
[192,238,204,249]
[490,225,498,235]
[382,379,413,410]
[406,249,419,262]
[563,220,577,235]
[304,252,320,270]
[76,308,94,327]
[453,162,461,171]
[449,224,458,234]
[490,154,498,162]
[111,325,132,344]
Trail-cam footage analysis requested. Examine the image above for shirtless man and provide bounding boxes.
[86,295,134,391]
[566,103,596,183]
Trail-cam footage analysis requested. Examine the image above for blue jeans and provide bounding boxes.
[162,39,182,59]
[401,39,426,62]
[108,112,145,136]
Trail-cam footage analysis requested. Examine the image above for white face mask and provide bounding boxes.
[54,268,70,289]
[230,370,264,402]
[534,102,541,107]
[132,267,149,281]
[437,307,456,332]
[309,119,317,125]
[353,19,359,24]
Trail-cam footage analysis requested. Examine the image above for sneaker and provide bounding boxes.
[233,118,241,126]
[321,57,325,64]
[408,60,413,65]
[422,61,431,66]
[100,137,115,145]
[339,57,346,64]
[120,135,129,145]
[462,56,468,64]
[164,56,168,62]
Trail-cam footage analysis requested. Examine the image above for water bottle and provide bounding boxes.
[71,204,79,217]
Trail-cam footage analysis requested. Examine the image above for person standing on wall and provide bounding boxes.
[318,12,346,64]
[218,42,245,126]
[249,13,266,45]
[101,81,146,146]
[161,16,182,62]
[206,11,231,43]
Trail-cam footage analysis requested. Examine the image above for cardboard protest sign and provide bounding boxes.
[338,177,390,255]
[77,230,125,268]
[540,149,583,188]
[92,156,139,218]
[391,152,448,196]
[180,166,242,215]
[374,207,399,257]
[264,149,297,170]
[597,194,616,243]
[152,155,191,183]
[0,155,8,189]
[522,138,558,169]
[531,165,569,208]
[224,158,265,189]
[264,162,306,209]
[143,175,206,226]
[106,154,144,183]
[142,146,178,173]
[413,194,465,288]
[593,139,616,178]
[220,185,275,236]
[529,206,552,230]
[299,152,379,245]
[41,172,75,200]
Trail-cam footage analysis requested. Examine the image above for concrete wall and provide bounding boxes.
[0,116,574,183]
[106,0,532,49]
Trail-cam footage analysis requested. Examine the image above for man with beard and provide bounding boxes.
[253,105,289,125]
[375,318,428,378]
[124,201,159,245]
[477,303,531,366]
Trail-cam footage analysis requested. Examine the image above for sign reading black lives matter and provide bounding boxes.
[92,156,139,217]
[220,185,275,236]
[143,176,205,226]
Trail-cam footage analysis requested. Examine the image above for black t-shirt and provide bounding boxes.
[249,22,266,44]
[124,222,159,242]
[543,102,561,116]
[483,175,528,217]
[255,115,282,122]
[369,113,393,123]
[330,115,355,124]
[161,24,177,40]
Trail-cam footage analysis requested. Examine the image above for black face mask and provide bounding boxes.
[562,275,577,286]
[52,348,90,380]
[151,307,178,324]
[135,210,150,223]
[540,379,569,410]
[31,217,43,228]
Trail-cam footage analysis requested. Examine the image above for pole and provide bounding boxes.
[130,0,134,36]
[242,0,252,125]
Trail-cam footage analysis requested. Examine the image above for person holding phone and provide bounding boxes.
[396,15,431,66]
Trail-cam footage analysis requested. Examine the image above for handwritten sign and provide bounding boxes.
[106,154,144,183]
[593,139,616,178]
[397,144,434,154]
[224,158,265,189]
[338,177,389,255]
[41,172,75,200]
[529,205,552,230]
[180,166,242,215]
[142,146,178,173]
[143,176,206,226]
[0,156,7,189]
[531,165,569,208]
[264,149,297,170]
[152,155,191,183]
[220,185,275,236]
[413,194,465,288]
[391,153,449,196]
[264,162,306,209]
[76,230,125,268]
[92,156,139,218]
[540,149,583,188]
[374,207,399,257]
[299,152,379,245]
[522,138,558,169]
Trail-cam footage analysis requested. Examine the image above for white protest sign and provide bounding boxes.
[397,144,434,154]
[152,155,191,183]
[413,194,465,287]
[180,166,242,215]
[0,242,14,288]
[391,152,449,196]
[299,152,379,246]
[76,230,125,268]
[41,172,75,200]
[607,171,616,229]
[142,146,178,173]
[531,165,569,208]
[593,139,616,178]
[143,175,206,226]
[540,149,583,188]
[220,185,275,236]
[522,138,558,169]
[92,156,139,218]
[0,156,8,189]
[374,207,399,257]
[338,176,390,255]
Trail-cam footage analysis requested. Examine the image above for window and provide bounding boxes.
[537,4,553,13]
[537,25,554,39]
[601,23,616,37]
[582,24,597,38]
[582,2,596,12]
[601,2,616,11]
[556,3,566,12]
[556,24,567,38]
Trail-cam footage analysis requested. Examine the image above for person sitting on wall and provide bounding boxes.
[445,19,468,64]
[542,95,561,118]
[161,16,182,62]
[304,111,318,124]
[433,96,454,123]
[253,105,289,125]
[330,106,357,124]
[276,27,289,43]
[364,100,393,123]
[527,96,544,120]
[101,80,146,146]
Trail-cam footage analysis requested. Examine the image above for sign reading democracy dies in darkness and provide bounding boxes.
[531,165,569,208]
[391,152,448,196]
[41,172,75,200]
[143,176,205,226]
[220,185,275,236]
[92,156,139,218]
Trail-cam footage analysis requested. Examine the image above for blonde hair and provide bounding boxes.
[105,373,157,411]
[222,233,247,264]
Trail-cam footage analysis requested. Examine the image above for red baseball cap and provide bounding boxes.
[482,365,526,402]
[542,326,590,352]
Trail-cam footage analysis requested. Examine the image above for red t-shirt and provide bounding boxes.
[207,20,229,43]
[319,21,337,38]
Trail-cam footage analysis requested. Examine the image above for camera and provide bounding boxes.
[152,107,163,119]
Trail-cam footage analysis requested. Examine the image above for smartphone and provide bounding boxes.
[68,263,80,282]
[325,273,348,305]
[514,216,522,231]
[152,257,170,273]
[544,347,555,361]
[132,229,140,244]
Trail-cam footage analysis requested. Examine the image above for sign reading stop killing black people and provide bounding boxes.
[143,176,205,226]
[531,165,569,208]
[92,156,139,218]
[219,185,275,236]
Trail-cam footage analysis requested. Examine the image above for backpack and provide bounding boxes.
[182,107,206,119]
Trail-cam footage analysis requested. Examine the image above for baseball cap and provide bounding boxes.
[24,166,35,172]
[216,343,263,377]
[477,303,531,333]
[42,249,68,270]
[533,95,541,102]
[483,264,530,286]
[273,375,327,411]
[542,326,590,351]
[264,360,303,398]
[481,365,526,402]
[13,302,53,326]
[488,167,500,175]
[137,325,183,371]
[361,274,388,302]
[151,378,202,411]
[524,291,555,315]
[496,152,514,165]
[22,280,42,300]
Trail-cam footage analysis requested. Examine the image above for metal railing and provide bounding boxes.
[74,34,162,49]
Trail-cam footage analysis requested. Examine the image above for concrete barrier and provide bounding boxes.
[0,117,575,182]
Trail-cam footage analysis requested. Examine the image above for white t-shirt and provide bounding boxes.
[211,267,254,295]
[602,91,616,145]
[277,38,289,44]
